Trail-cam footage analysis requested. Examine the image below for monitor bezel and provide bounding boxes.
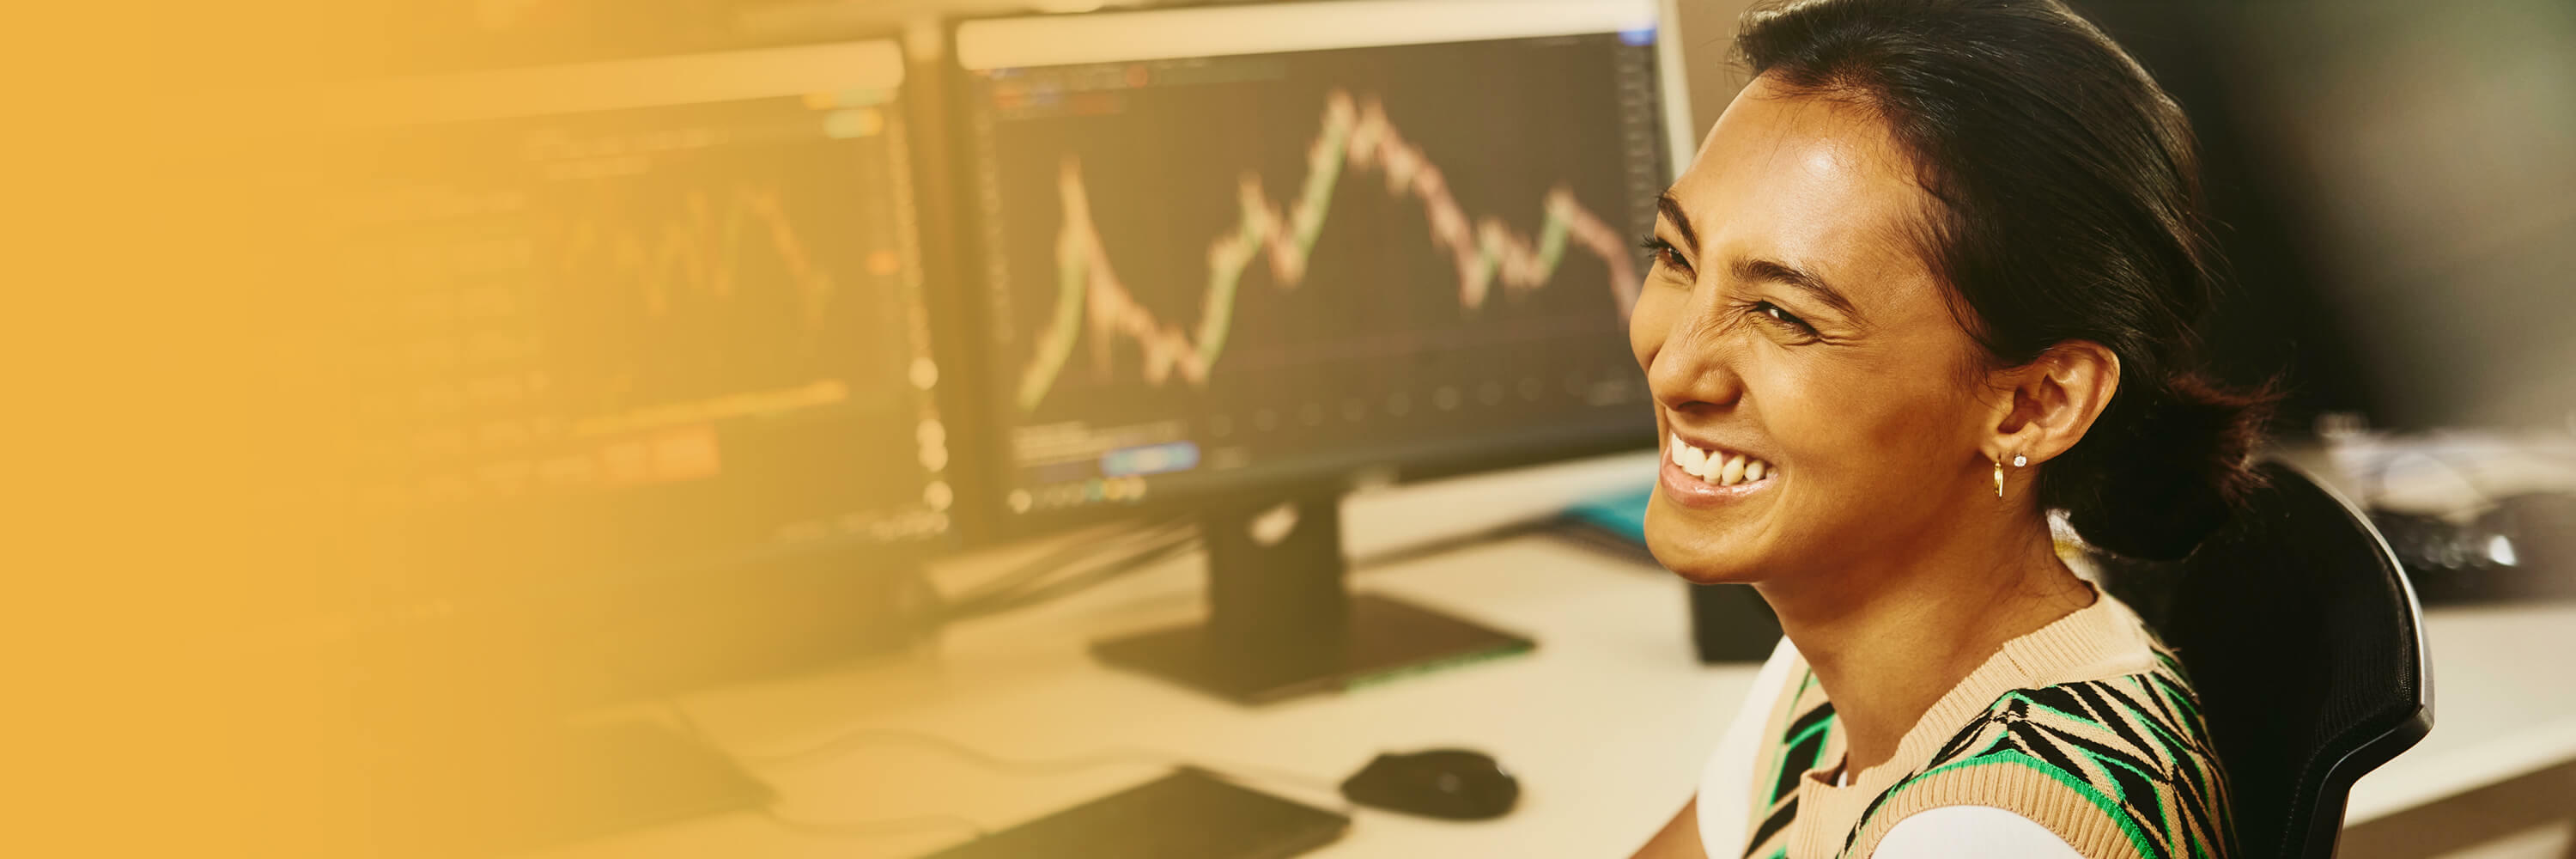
[936,0,1670,543]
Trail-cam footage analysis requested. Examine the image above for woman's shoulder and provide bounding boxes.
[1694,637,1808,854]
[1862,644,2234,858]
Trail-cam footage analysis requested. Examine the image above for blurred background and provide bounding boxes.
[50,0,2573,856]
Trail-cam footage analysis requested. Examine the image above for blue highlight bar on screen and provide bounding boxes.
[1102,442,1201,477]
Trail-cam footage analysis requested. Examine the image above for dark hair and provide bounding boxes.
[1735,0,2274,560]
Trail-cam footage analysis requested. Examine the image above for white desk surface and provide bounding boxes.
[535,453,2576,858]
[2345,601,2576,823]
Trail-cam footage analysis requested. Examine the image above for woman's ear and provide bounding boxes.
[1985,341,2119,466]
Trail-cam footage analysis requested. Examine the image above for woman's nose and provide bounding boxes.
[1647,316,1745,412]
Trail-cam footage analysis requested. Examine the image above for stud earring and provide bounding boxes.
[2013,454,2027,467]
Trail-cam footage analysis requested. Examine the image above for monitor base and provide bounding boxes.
[1091,593,1533,705]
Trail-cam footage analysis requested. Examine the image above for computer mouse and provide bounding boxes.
[1339,748,1520,820]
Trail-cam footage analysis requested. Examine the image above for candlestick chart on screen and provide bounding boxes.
[342,92,951,581]
[1015,88,1642,412]
[964,33,1667,504]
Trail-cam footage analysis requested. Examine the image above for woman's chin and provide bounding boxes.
[1649,521,1772,582]
[1657,557,1767,586]
[1643,506,1769,584]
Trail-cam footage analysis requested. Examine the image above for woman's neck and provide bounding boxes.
[1758,516,2094,778]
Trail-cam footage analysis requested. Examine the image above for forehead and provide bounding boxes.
[1668,79,1944,313]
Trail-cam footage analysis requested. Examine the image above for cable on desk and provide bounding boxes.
[947,538,1201,621]
[641,701,1001,842]
[665,698,1350,801]
[742,725,1352,808]
[728,724,1355,840]
[939,517,1200,623]
[760,806,991,839]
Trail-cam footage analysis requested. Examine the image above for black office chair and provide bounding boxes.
[2148,460,2434,858]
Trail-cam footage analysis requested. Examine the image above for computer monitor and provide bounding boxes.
[321,39,954,697]
[949,0,1671,702]
[210,37,961,852]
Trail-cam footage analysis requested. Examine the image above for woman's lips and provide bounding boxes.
[1659,432,1777,508]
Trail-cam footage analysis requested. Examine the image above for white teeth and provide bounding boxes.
[1671,434,1708,474]
[1668,434,1776,487]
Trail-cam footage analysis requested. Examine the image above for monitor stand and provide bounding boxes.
[1090,490,1534,704]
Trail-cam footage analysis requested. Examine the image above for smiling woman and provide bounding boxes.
[1623,0,2269,857]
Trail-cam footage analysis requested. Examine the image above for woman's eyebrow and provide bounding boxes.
[1655,192,1699,253]
[1734,257,1863,321]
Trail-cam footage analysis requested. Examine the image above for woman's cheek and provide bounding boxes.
[1628,289,1679,370]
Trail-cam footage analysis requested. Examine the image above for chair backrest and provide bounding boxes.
[2156,460,2433,858]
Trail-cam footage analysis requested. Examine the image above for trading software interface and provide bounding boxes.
[961,11,1667,520]
[336,42,951,592]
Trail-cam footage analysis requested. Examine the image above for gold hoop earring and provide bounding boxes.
[1993,459,2004,498]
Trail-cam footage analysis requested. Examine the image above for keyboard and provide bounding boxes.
[922,767,1350,859]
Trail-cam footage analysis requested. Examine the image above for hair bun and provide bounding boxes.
[2059,370,2275,560]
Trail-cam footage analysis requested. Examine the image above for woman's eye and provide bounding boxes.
[1755,301,1815,333]
[1640,238,1692,277]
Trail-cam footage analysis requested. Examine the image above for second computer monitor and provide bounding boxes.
[318,39,954,618]
[953,0,1669,530]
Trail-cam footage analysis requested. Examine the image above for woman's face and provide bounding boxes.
[1632,79,2001,585]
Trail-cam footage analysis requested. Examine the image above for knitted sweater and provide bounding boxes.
[1736,591,2236,859]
